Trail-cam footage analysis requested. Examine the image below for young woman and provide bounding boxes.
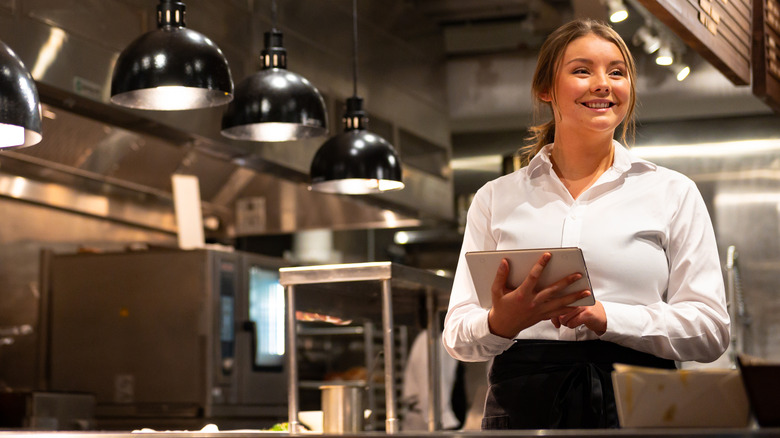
[442,18,730,429]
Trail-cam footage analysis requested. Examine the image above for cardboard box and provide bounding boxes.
[611,363,750,428]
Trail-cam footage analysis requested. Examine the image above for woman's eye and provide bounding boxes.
[610,69,626,77]
[573,68,589,74]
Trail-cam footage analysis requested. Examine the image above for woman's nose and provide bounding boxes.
[592,75,610,93]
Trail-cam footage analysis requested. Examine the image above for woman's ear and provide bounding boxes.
[538,90,552,102]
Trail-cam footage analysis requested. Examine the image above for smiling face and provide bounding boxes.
[541,34,631,139]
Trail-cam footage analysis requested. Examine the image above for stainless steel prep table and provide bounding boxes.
[279,262,453,434]
[2,429,780,437]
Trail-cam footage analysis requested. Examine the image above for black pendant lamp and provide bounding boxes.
[309,0,403,194]
[0,40,42,148]
[221,0,327,142]
[110,0,233,110]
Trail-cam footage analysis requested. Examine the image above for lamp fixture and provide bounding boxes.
[110,0,233,110]
[606,0,628,23]
[309,0,403,195]
[673,63,690,81]
[0,40,42,148]
[632,25,661,54]
[221,0,327,142]
[655,45,674,66]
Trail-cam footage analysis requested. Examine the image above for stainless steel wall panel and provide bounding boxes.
[0,16,115,101]
[0,171,179,232]
[379,167,454,220]
[233,173,423,236]
[15,105,191,194]
[24,0,145,52]
[17,106,118,168]
[105,136,190,192]
[176,152,241,202]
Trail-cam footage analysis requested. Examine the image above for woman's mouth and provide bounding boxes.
[582,101,614,109]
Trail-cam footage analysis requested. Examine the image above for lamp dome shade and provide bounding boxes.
[310,130,403,194]
[221,68,328,142]
[110,27,233,110]
[0,40,42,148]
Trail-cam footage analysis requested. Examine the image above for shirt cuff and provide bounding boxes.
[598,301,650,343]
[471,309,516,352]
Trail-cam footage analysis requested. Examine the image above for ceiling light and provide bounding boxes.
[221,0,328,142]
[655,46,673,66]
[606,0,628,23]
[632,25,661,54]
[0,40,42,148]
[309,0,403,195]
[673,63,691,81]
[394,231,409,245]
[310,97,403,194]
[110,0,233,110]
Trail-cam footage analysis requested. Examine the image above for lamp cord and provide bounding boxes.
[271,0,278,31]
[351,0,358,98]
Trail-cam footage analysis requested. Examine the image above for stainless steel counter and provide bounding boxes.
[2,428,780,437]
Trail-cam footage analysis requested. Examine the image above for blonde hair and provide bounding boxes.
[522,18,637,161]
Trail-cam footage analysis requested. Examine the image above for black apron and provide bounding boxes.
[482,339,675,430]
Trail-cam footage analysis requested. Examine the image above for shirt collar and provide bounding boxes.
[526,140,656,177]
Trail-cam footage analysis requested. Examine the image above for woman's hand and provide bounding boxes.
[551,301,607,335]
[487,254,592,339]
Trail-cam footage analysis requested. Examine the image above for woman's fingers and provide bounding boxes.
[547,301,608,335]
[558,307,585,326]
[534,270,587,303]
[490,258,510,300]
[541,290,591,322]
[520,252,552,293]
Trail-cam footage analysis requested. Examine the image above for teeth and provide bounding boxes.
[585,102,611,108]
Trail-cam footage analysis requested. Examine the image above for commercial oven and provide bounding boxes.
[42,248,288,429]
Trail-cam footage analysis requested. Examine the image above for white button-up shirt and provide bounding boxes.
[443,142,730,363]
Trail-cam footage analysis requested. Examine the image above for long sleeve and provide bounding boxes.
[442,183,515,362]
[599,177,730,362]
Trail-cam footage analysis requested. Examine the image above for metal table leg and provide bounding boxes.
[286,284,300,433]
[426,287,442,432]
[381,278,398,433]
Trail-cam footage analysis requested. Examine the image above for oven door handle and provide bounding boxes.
[242,320,260,371]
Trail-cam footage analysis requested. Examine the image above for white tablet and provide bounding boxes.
[465,247,595,309]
